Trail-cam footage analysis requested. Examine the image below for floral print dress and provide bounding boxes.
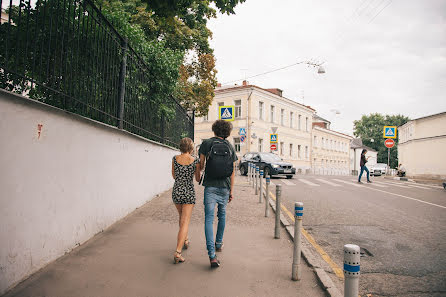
[172,156,199,204]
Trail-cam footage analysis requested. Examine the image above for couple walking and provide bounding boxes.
[171,120,237,268]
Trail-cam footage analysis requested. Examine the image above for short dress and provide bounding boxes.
[172,156,199,204]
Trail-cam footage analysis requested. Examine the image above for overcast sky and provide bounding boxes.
[208,0,446,135]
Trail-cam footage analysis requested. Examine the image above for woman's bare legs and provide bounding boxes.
[175,204,194,254]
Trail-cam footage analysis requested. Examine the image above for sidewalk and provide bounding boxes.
[3,176,326,297]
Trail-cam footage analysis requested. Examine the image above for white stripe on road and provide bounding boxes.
[298,179,320,186]
[281,179,295,186]
[334,179,364,187]
[315,179,341,187]
[373,181,411,188]
[369,183,388,188]
[404,183,436,190]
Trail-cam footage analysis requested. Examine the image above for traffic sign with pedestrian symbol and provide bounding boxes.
[383,126,397,138]
[239,128,246,136]
[219,105,235,121]
[270,134,278,143]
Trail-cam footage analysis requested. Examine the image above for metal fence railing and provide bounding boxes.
[0,0,194,148]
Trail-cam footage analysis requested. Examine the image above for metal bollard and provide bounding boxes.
[251,164,255,188]
[274,184,282,239]
[343,244,360,297]
[248,163,251,182]
[292,202,303,281]
[265,175,270,217]
[255,166,259,195]
[259,170,264,203]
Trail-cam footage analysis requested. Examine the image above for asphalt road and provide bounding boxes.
[270,174,446,297]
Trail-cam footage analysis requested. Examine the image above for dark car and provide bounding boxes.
[238,152,296,179]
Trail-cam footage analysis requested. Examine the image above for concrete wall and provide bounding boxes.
[0,90,177,294]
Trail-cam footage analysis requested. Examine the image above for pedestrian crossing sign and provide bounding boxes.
[219,105,235,121]
[383,126,397,138]
[270,134,278,143]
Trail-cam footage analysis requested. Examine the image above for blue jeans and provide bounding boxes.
[358,166,370,182]
[204,187,229,259]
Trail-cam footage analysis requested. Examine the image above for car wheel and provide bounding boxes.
[240,165,247,176]
[264,167,270,178]
[286,175,293,179]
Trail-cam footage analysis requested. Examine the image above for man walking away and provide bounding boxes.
[358,149,372,183]
[199,120,238,268]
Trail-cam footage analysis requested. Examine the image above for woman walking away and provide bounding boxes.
[358,149,372,183]
[171,137,201,264]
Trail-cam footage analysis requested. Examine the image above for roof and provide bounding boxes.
[399,111,446,128]
[313,125,353,139]
[313,114,331,124]
[215,84,316,111]
[350,138,377,152]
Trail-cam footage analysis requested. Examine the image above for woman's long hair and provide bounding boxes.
[361,149,367,155]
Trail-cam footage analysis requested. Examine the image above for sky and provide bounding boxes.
[207,0,446,135]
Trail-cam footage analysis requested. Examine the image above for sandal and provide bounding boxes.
[183,239,190,250]
[174,250,185,264]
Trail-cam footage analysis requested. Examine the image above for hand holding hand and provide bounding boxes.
[229,194,233,203]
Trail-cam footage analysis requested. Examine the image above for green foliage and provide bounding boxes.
[353,113,410,168]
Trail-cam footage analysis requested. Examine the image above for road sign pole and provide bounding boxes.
[344,244,360,297]
[259,170,263,203]
[292,202,303,281]
[387,147,390,174]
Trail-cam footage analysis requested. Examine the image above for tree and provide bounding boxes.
[353,113,410,168]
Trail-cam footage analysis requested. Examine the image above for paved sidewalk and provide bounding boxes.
[3,176,326,297]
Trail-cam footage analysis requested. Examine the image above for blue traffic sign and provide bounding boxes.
[383,126,397,138]
[239,128,246,136]
[240,135,246,142]
[270,134,278,143]
[219,105,235,121]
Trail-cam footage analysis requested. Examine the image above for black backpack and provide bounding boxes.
[205,138,234,179]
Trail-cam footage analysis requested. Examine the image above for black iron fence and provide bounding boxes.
[0,0,194,148]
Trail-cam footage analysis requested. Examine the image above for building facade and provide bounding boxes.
[194,82,314,171]
[398,112,446,179]
[311,116,352,175]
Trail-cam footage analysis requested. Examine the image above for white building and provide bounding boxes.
[350,139,378,175]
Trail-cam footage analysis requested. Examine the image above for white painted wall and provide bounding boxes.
[0,90,177,294]
[350,148,377,173]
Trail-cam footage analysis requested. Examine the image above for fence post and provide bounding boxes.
[117,38,128,129]
[265,175,270,217]
[259,170,263,203]
[344,244,360,297]
[292,202,303,281]
[255,166,259,195]
[275,184,282,239]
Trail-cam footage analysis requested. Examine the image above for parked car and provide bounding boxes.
[239,152,296,179]
[370,163,387,176]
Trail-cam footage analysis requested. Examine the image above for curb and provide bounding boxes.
[268,197,343,297]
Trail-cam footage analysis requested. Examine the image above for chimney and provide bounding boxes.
[242,80,247,86]
[217,83,222,87]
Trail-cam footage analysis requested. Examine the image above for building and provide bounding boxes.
[398,112,446,179]
[311,115,353,175]
[194,81,315,171]
[350,138,378,175]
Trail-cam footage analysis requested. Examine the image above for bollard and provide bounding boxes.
[292,202,303,281]
[259,170,264,203]
[248,163,251,182]
[255,166,259,195]
[252,164,256,188]
[265,175,270,217]
[343,244,360,297]
[251,164,255,188]
[274,184,282,239]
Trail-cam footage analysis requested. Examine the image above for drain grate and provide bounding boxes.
[360,247,374,257]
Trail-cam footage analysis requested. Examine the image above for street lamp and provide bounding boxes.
[318,65,325,74]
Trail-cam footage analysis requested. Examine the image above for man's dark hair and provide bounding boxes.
[212,120,233,139]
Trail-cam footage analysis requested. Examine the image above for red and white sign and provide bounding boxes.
[384,138,395,148]
[270,144,277,151]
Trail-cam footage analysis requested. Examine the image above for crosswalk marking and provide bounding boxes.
[369,183,387,188]
[374,181,411,188]
[404,184,434,190]
[315,179,341,187]
[298,179,320,187]
[282,179,295,186]
[335,179,364,187]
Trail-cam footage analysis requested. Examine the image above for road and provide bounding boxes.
[269,175,446,297]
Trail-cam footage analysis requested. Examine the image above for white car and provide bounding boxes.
[371,163,387,176]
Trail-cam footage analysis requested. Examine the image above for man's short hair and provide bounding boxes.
[212,120,233,139]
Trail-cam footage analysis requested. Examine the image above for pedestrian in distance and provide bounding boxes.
[171,137,201,264]
[396,163,406,177]
[358,149,372,183]
[199,120,238,268]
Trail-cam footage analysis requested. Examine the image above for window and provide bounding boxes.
[258,138,263,152]
[233,137,241,152]
[305,146,308,159]
[259,102,264,120]
[270,105,275,123]
[218,102,224,107]
[234,100,241,118]
[289,143,293,157]
[281,109,285,125]
[290,112,294,128]
[203,113,209,121]
[305,117,309,132]
[298,145,301,158]
[280,142,284,155]
[298,115,301,130]
[314,136,317,147]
